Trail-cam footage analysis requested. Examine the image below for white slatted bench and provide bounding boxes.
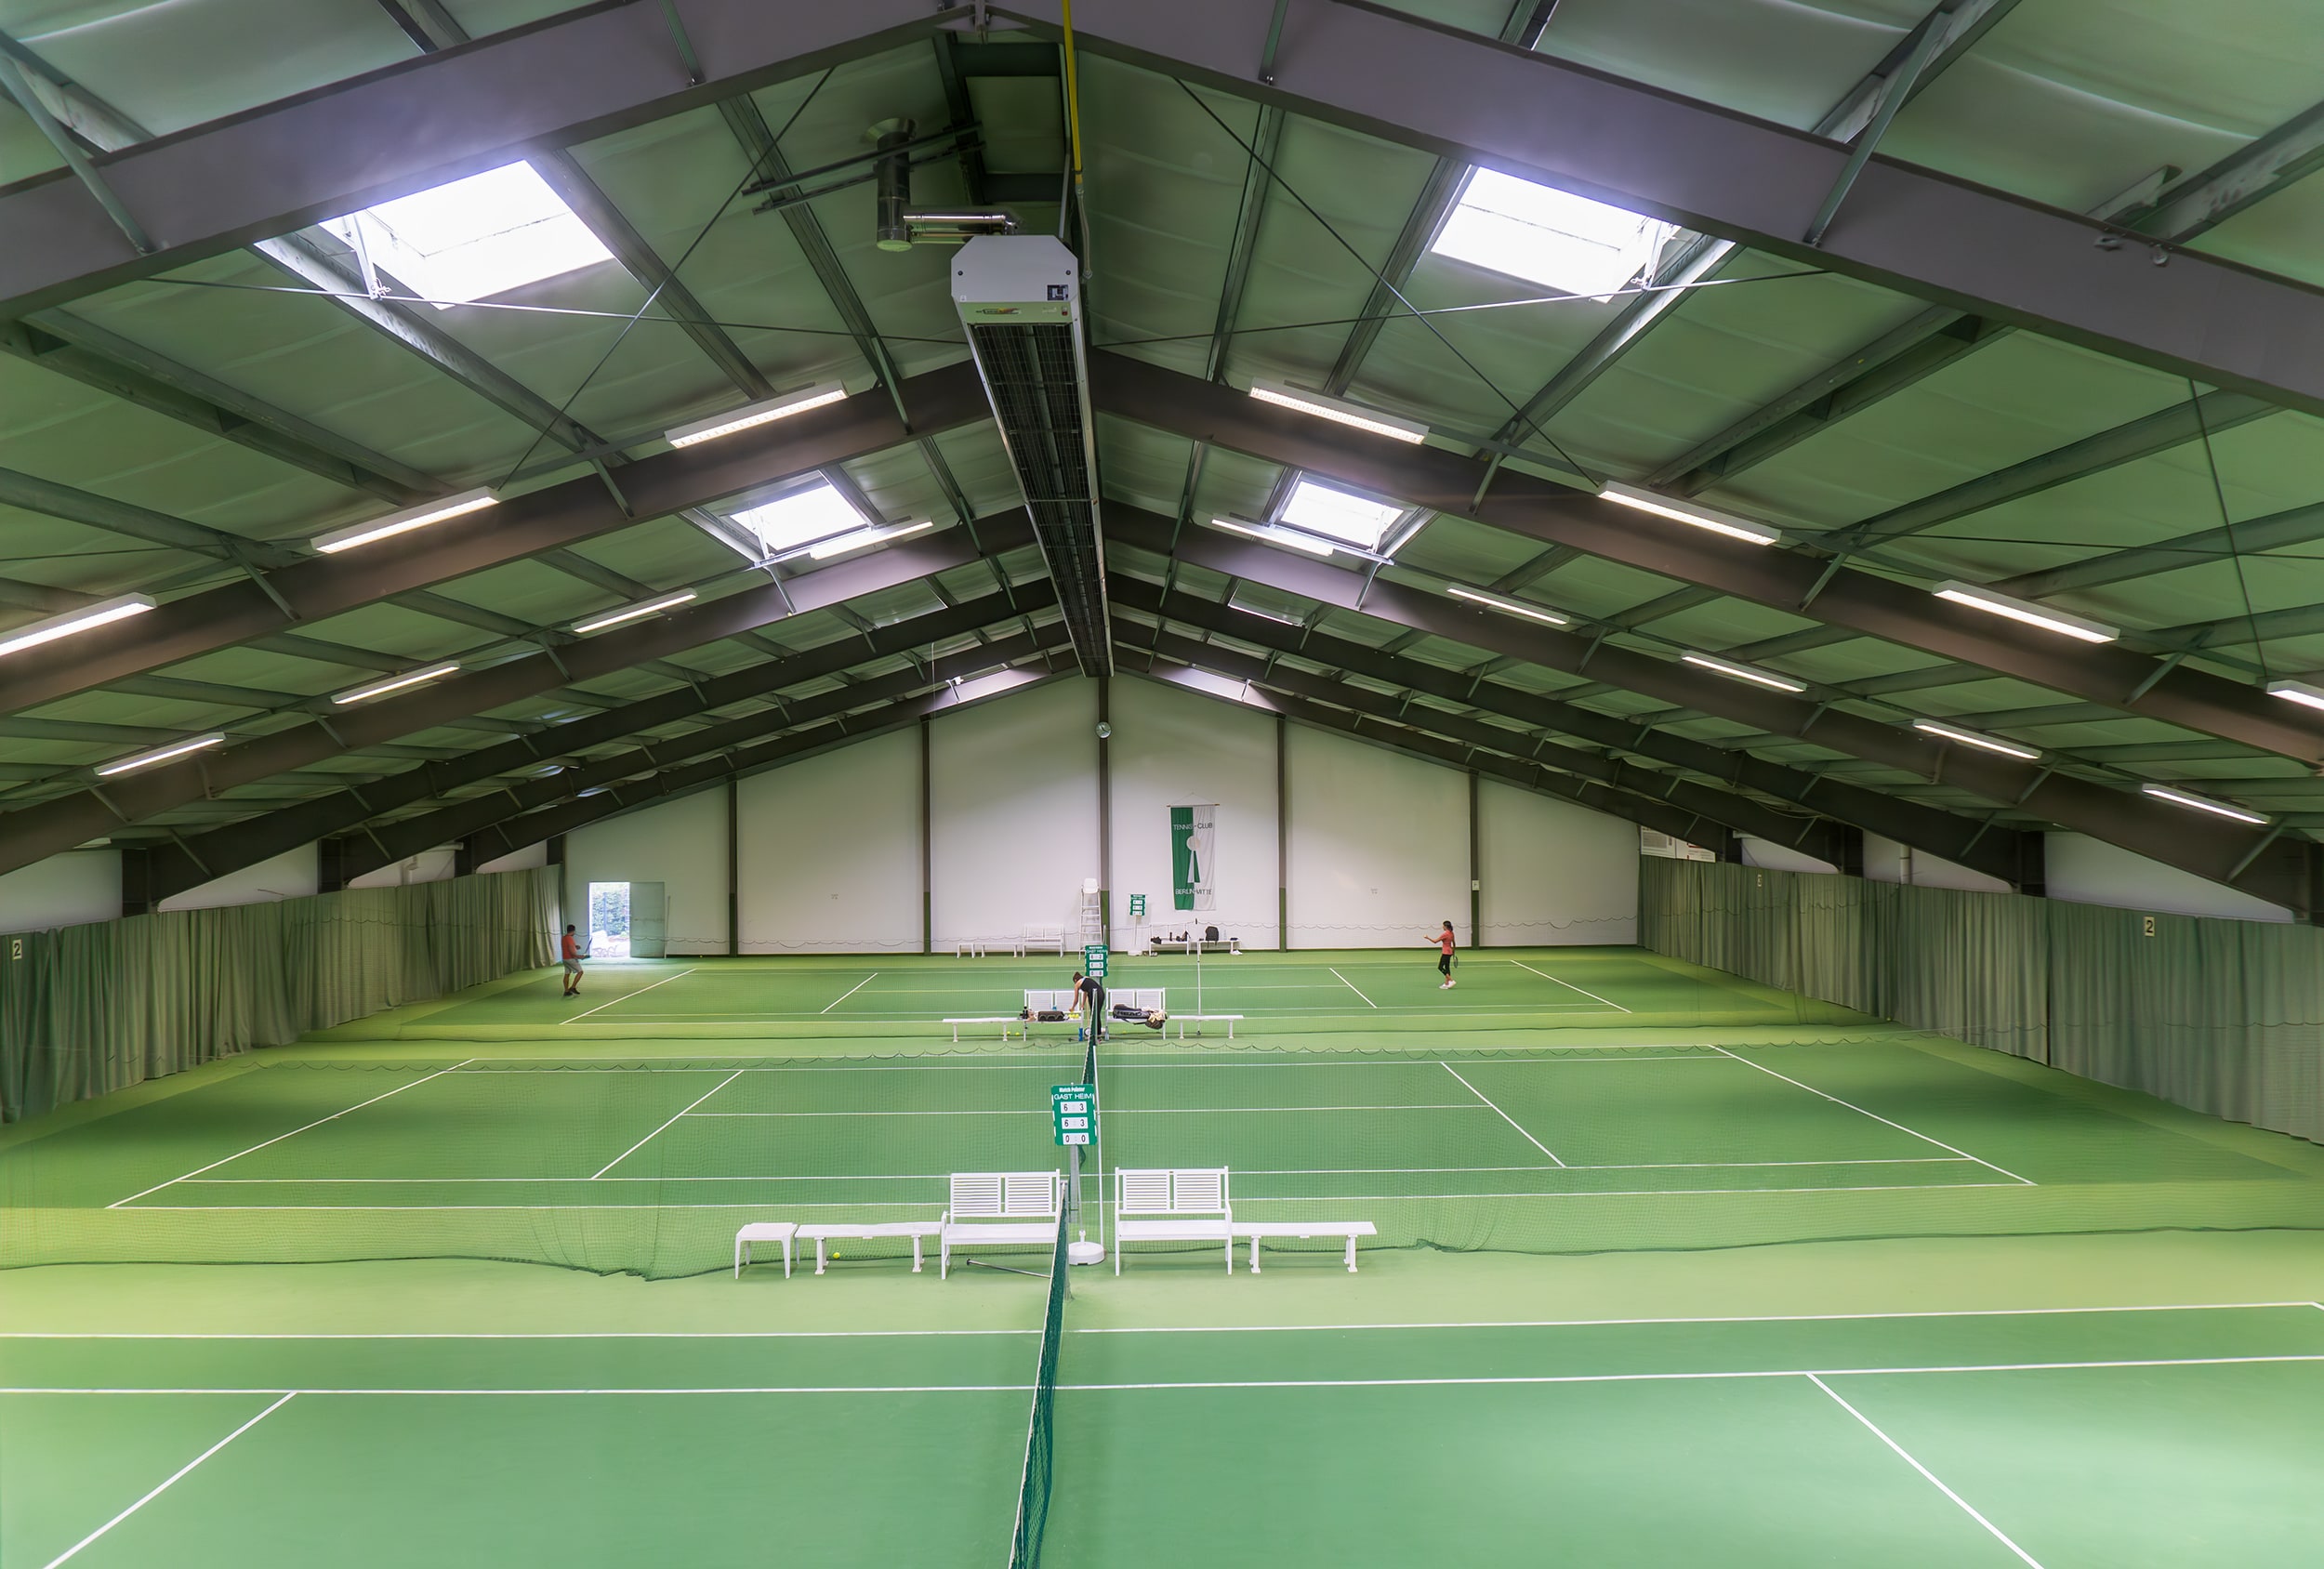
[796,1221,944,1274]
[733,1221,799,1280]
[1114,1167,1235,1274]
[1233,1220,1378,1273]
[940,1170,1063,1279]
[946,1016,1027,1043]
[1020,925,1068,956]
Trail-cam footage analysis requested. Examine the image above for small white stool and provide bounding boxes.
[733,1221,799,1280]
[1233,1221,1378,1273]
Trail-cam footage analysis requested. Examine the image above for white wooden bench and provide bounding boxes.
[1114,1167,1235,1275]
[796,1220,944,1274]
[733,1220,799,1280]
[940,1170,1063,1279]
[1233,1220,1378,1273]
[952,937,986,958]
[1171,1014,1242,1039]
[945,1016,1027,1043]
[1021,924,1068,956]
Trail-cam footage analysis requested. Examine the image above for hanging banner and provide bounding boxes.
[1170,804,1216,912]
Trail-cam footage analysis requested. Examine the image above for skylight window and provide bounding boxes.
[1277,479,1405,551]
[730,482,872,555]
[1431,168,1676,300]
[326,162,615,308]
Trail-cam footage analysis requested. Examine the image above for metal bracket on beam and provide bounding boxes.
[2013,764,2057,806]
[659,0,706,86]
[1803,13,1947,247]
[2225,823,2287,883]
[2126,646,2190,703]
[1799,551,1851,612]
[0,47,154,255]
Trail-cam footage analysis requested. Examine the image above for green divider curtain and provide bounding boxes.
[1640,857,2324,1145]
[0,868,558,1124]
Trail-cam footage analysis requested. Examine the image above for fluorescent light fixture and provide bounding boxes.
[0,593,155,658]
[1934,581,2119,644]
[324,162,614,307]
[1448,585,1570,626]
[333,662,459,705]
[804,520,933,561]
[2265,679,2324,713]
[1248,381,1428,444]
[1597,482,1781,546]
[1683,653,1808,693]
[950,668,1044,704]
[2141,783,2268,826]
[1912,719,2040,761]
[1207,516,1335,558]
[729,481,871,556]
[314,488,496,554]
[572,590,697,636]
[1431,168,1678,299]
[94,732,226,777]
[1226,592,1306,628]
[1279,478,1405,551]
[664,384,848,449]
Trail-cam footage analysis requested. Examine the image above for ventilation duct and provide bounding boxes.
[952,235,1111,676]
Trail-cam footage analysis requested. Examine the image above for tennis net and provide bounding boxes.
[1008,1035,1095,1568]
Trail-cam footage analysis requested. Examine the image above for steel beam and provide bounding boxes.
[1091,351,2324,762]
[1113,504,2311,911]
[2127,96,2324,244]
[1111,569,2030,881]
[0,363,986,718]
[1996,498,2324,600]
[0,520,1025,877]
[330,626,1064,885]
[137,579,1050,902]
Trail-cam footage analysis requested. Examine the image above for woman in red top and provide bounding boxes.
[1432,922,1457,989]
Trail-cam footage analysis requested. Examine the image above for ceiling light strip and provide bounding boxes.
[1248,381,1429,444]
[94,733,227,777]
[1448,585,1570,626]
[1934,581,2119,644]
[2264,679,2324,713]
[1911,719,2040,760]
[2140,784,2268,826]
[572,591,698,636]
[664,384,849,449]
[0,594,156,659]
[1598,482,1781,546]
[333,663,460,705]
[1682,653,1807,692]
[313,490,498,554]
[1206,517,1335,558]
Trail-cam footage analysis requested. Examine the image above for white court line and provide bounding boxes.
[1505,958,1631,1013]
[108,1061,474,1208]
[1710,1046,2034,1186]
[1076,1301,2324,1334]
[683,1106,1487,1115]
[414,1052,1706,1073]
[1440,1061,1565,1167]
[1327,968,1377,1008]
[820,973,878,1012]
[9,1302,2310,1340]
[1806,1373,2046,1568]
[15,1352,2324,1400]
[589,1070,742,1178]
[561,968,697,1025]
[41,1391,297,1569]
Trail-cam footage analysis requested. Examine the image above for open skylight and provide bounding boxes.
[1277,479,1406,551]
[1431,168,1676,300]
[326,162,614,308]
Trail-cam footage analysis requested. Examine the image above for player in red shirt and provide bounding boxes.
[561,925,585,997]
[1432,921,1457,989]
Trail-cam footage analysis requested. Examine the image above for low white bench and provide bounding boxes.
[1115,1167,1235,1274]
[940,1170,1063,1279]
[733,1220,799,1280]
[953,937,986,958]
[1234,1220,1378,1273]
[1021,925,1068,956]
[797,1220,944,1274]
[946,1016,1027,1044]
[1171,1014,1242,1039]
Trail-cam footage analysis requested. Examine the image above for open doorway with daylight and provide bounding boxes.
[587,882,630,959]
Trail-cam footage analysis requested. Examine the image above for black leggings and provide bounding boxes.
[1438,952,1453,977]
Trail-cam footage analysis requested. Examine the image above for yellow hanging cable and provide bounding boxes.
[1060,0,1088,183]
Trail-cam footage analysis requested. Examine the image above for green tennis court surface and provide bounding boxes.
[8,1304,2322,1568]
